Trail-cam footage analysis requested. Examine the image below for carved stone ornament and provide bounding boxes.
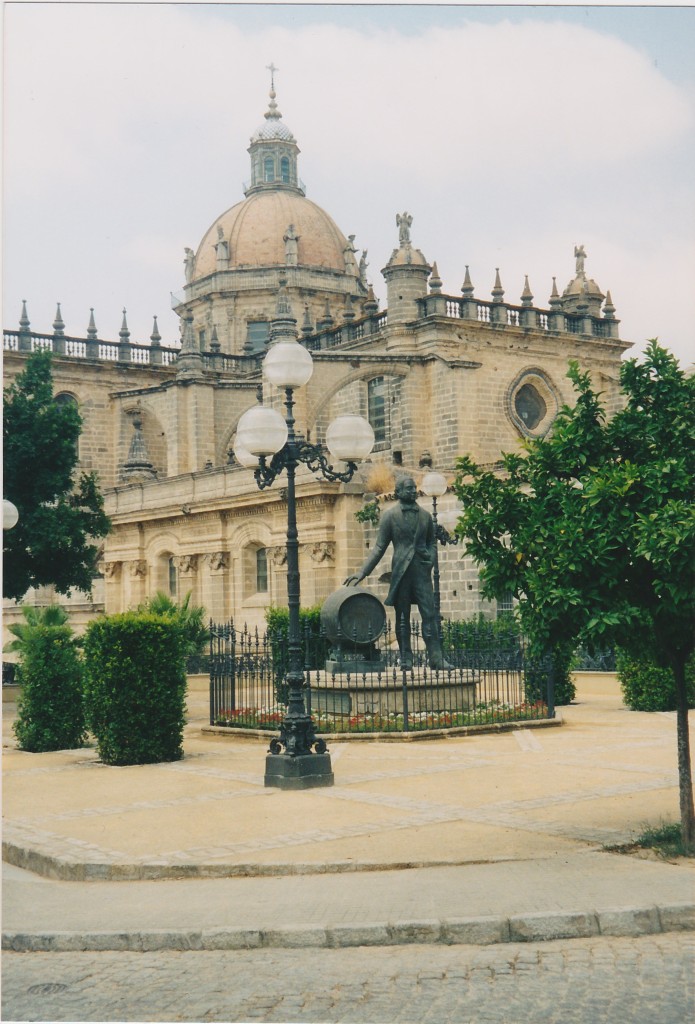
[309,541,335,564]
[269,545,288,567]
[174,554,199,574]
[129,559,148,578]
[99,560,121,579]
[208,551,229,571]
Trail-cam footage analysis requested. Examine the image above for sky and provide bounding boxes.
[3,2,695,367]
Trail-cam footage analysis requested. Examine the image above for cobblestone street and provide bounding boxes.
[3,933,693,1023]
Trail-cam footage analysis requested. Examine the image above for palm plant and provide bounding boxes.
[4,604,71,655]
[142,591,209,658]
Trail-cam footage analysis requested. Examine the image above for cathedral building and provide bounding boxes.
[3,82,630,639]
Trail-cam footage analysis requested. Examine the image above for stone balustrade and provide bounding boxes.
[3,329,180,366]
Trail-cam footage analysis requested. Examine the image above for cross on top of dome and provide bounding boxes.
[247,70,303,195]
[250,64,296,144]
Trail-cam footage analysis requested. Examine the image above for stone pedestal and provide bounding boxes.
[264,752,334,790]
[309,671,477,721]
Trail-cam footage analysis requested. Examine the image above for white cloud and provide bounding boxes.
[3,4,694,364]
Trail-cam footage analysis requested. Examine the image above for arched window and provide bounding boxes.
[168,556,178,598]
[54,392,78,409]
[280,156,290,183]
[245,321,270,354]
[243,543,270,600]
[367,377,388,446]
[264,156,275,182]
[256,548,268,593]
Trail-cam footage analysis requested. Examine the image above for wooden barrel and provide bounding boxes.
[320,585,386,647]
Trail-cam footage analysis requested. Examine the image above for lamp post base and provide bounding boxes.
[264,752,334,790]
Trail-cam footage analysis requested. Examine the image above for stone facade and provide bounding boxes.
[2,84,630,643]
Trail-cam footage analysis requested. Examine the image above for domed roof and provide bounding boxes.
[562,275,604,299]
[385,245,430,269]
[192,190,356,280]
[250,118,296,143]
[249,83,296,143]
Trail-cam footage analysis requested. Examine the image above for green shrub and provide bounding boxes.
[524,642,576,707]
[265,605,330,704]
[140,591,209,658]
[12,624,86,752]
[617,650,695,712]
[443,612,521,652]
[83,611,188,765]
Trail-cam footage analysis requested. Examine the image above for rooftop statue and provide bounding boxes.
[396,211,413,246]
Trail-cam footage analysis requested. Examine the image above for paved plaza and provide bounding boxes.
[2,673,694,1021]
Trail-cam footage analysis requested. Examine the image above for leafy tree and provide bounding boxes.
[453,341,695,850]
[3,350,110,600]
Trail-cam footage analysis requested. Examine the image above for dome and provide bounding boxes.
[385,245,430,269]
[562,276,604,300]
[192,190,357,280]
[250,119,296,143]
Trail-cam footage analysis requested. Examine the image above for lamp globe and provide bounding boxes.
[263,341,314,389]
[420,472,448,498]
[325,416,375,462]
[235,406,288,457]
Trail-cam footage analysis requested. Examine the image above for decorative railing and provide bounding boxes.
[422,296,617,340]
[201,350,261,374]
[3,330,180,366]
[303,310,388,352]
[208,618,554,735]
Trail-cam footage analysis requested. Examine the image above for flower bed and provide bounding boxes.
[213,699,548,733]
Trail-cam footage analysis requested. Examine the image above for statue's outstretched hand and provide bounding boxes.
[344,574,363,587]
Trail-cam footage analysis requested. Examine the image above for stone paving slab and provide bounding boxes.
[3,850,694,951]
[3,674,695,951]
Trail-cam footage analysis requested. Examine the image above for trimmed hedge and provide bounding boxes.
[13,625,86,752]
[83,611,188,765]
[617,650,695,712]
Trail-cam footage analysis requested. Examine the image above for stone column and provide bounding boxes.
[306,541,336,605]
[202,551,230,622]
[126,558,148,608]
[174,554,200,605]
[98,560,123,614]
[269,545,288,607]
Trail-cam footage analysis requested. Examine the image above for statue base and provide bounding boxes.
[264,752,334,790]
[324,657,386,674]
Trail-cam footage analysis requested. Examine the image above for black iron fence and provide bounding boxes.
[208,619,554,736]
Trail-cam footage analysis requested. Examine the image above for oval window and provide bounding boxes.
[514,383,546,430]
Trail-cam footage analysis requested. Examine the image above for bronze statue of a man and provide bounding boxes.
[345,475,450,670]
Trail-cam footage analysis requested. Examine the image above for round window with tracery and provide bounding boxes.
[507,370,558,437]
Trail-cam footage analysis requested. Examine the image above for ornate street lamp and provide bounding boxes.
[236,338,374,789]
[2,500,19,531]
[420,472,448,632]
[420,472,461,637]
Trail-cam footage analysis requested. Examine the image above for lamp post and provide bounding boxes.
[420,472,461,639]
[420,472,448,634]
[235,338,374,789]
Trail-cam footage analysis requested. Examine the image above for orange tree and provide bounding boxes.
[453,342,695,850]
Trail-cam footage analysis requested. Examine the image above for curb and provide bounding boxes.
[202,715,563,743]
[4,905,695,953]
[1,843,545,882]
